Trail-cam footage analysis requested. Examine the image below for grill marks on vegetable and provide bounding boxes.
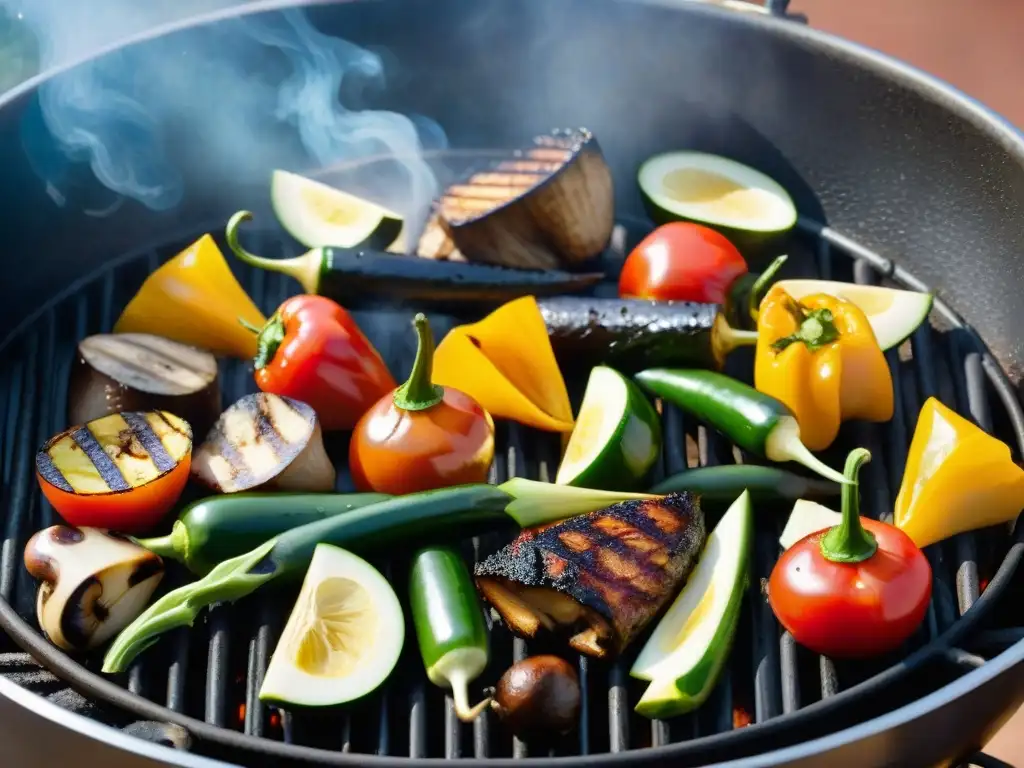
[475,493,706,658]
[35,411,191,495]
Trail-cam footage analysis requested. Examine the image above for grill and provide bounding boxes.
[3,1,1024,767]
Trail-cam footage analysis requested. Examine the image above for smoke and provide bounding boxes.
[3,0,445,226]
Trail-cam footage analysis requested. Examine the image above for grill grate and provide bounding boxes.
[0,214,1023,766]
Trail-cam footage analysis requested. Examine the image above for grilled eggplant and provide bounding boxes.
[416,212,465,261]
[439,128,615,270]
[474,493,706,659]
[537,296,758,373]
[191,393,336,493]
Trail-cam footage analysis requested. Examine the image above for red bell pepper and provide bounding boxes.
[767,448,932,658]
[249,295,396,431]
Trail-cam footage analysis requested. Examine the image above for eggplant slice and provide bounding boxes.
[475,494,706,659]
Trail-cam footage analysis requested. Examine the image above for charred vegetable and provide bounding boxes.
[433,296,575,432]
[416,212,464,261]
[24,525,164,652]
[227,211,603,306]
[68,333,220,438]
[650,464,840,508]
[350,314,495,494]
[136,492,391,575]
[475,493,706,659]
[634,369,847,485]
[439,128,614,270]
[538,296,757,373]
[36,411,192,533]
[491,655,581,741]
[409,547,491,722]
[249,294,396,432]
[103,484,513,673]
[191,393,335,494]
[260,543,404,707]
[114,234,266,360]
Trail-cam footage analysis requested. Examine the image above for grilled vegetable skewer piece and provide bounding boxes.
[475,493,706,659]
[103,484,514,673]
[227,211,603,306]
[634,369,848,485]
[35,410,193,533]
[409,547,492,722]
[191,393,336,494]
[537,297,758,373]
[68,333,221,439]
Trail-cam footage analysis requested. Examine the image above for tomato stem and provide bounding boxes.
[819,447,877,563]
[748,254,788,323]
[394,313,444,412]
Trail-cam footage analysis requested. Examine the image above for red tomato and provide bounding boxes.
[618,222,748,303]
[768,518,932,658]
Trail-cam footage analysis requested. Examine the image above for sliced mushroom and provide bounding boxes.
[24,525,165,653]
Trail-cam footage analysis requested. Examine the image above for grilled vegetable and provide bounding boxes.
[259,543,404,707]
[779,500,842,550]
[416,212,464,261]
[270,169,404,251]
[68,333,220,438]
[634,369,847,485]
[433,296,574,432]
[895,397,1024,548]
[754,284,894,451]
[227,211,603,306]
[136,492,391,575]
[24,525,165,653]
[650,464,840,509]
[631,490,752,718]
[439,128,614,270]
[36,411,192,533]
[350,314,494,494]
[114,234,266,359]
[475,493,706,659]
[765,279,933,351]
[499,478,663,528]
[768,449,932,658]
[638,151,797,253]
[191,393,335,494]
[249,295,396,432]
[555,366,660,491]
[491,656,581,741]
[409,547,491,722]
[103,484,513,673]
[537,296,757,374]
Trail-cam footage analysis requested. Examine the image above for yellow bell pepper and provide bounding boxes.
[754,284,893,451]
[114,235,266,359]
[895,397,1024,548]
[432,296,574,432]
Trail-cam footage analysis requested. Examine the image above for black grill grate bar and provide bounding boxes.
[244,601,276,737]
[204,605,231,727]
[165,628,190,713]
[408,683,427,758]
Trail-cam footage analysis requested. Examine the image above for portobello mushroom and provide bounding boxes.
[191,393,336,493]
[23,525,164,652]
[491,655,581,741]
[439,128,615,270]
[68,333,220,437]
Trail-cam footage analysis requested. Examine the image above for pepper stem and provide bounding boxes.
[394,313,444,411]
[252,312,286,371]
[226,210,323,294]
[772,301,841,353]
[449,669,493,723]
[748,255,789,322]
[819,448,878,563]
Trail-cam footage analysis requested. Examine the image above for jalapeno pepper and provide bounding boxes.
[249,295,396,432]
[349,313,495,494]
[754,284,894,451]
[768,448,932,658]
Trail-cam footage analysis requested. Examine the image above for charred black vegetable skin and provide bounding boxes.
[538,297,722,373]
[318,249,604,305]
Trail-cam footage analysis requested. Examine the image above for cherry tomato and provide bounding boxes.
[618,222,748,303]
[349,313,495,495]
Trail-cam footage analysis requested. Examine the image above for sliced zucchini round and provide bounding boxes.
[271,169,404,250]
[259,543,404,708]
[554,365,661,491]
[638,151,797,250]
[773,279,933,351]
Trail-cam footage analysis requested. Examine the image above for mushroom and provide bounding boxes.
[490,655,581,742]
[24,525,165,653]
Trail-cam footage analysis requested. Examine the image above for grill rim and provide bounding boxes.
[1,219,1023,766]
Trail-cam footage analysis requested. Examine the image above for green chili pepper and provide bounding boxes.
[634,368,848,485]
[649,464,840,507]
